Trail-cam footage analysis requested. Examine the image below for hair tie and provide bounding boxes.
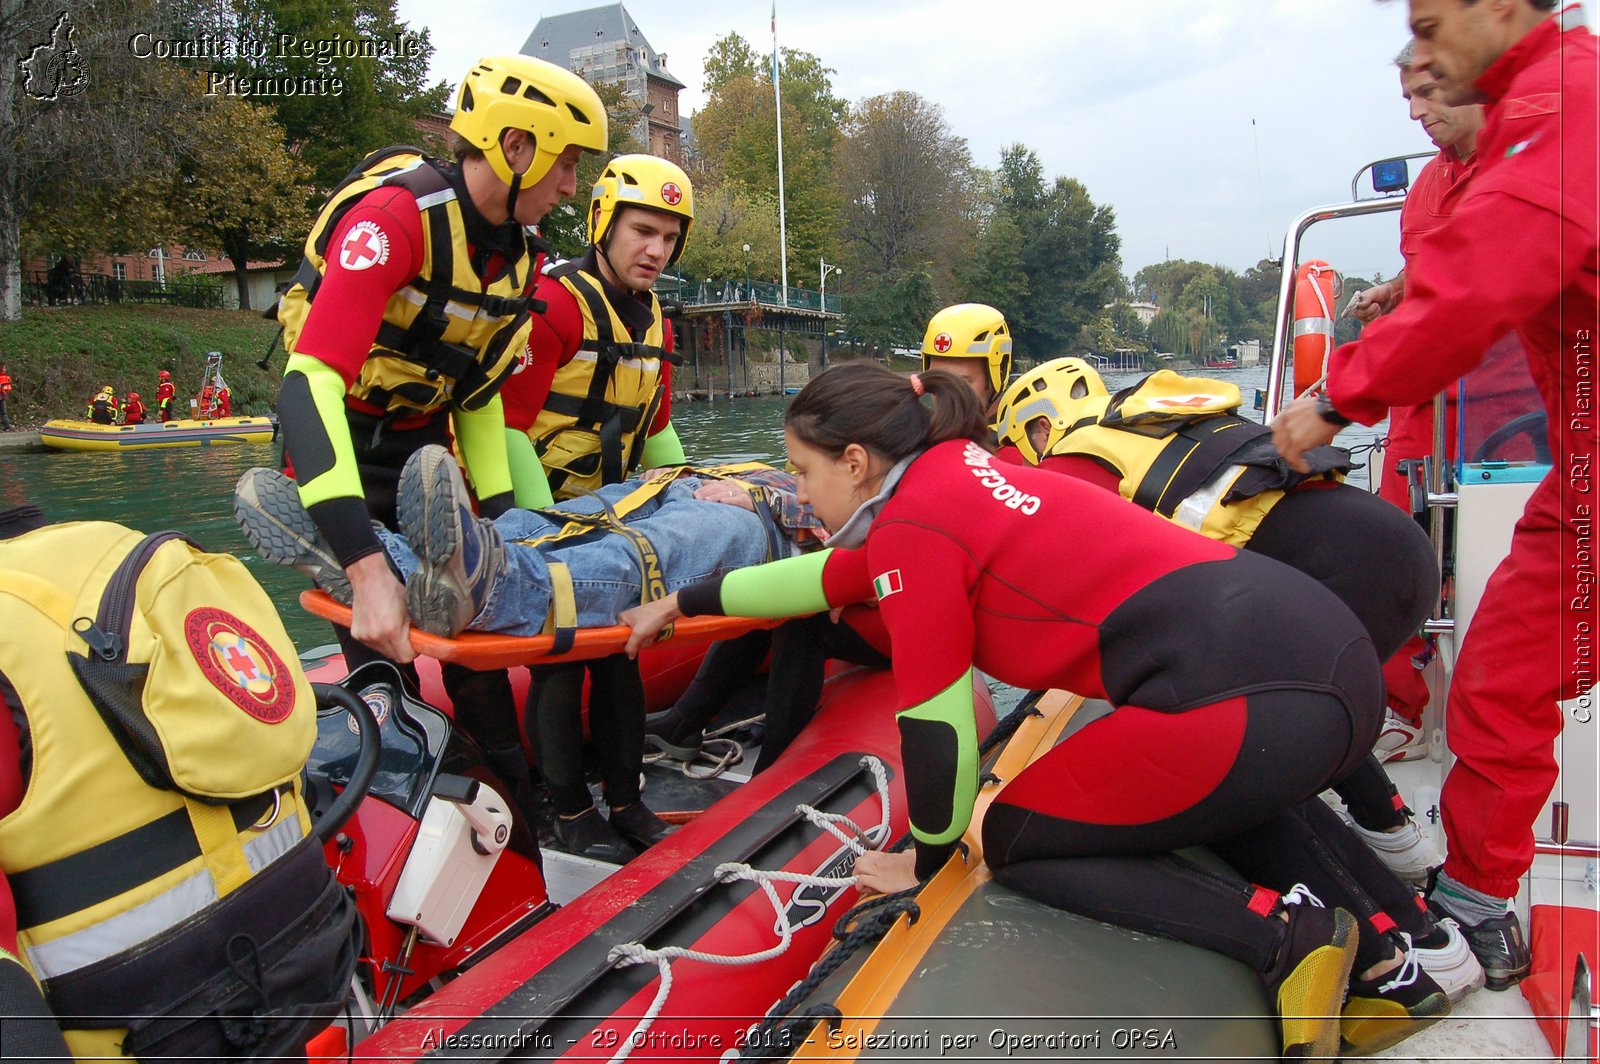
[909,373,925,397]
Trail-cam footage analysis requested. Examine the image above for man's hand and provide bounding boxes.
[853,849,918,894]
[347,552,416,663]
[620,591,684,658]
[1271,395,1344,474]
[1348,276,1403,324]
[693,481,755,511]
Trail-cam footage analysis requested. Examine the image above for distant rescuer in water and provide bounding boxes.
[1273,0,1597,992]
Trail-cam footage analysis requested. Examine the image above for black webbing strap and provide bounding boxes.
[1130,417,1263,518]
[10,790,278,928]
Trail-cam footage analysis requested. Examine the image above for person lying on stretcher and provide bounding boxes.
[234,445,826,643]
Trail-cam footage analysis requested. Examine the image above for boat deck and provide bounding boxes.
[1368,755,1572,1062]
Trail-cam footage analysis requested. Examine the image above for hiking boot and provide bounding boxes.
[233,467,351,604]
[609,802,677,853]
[1263,886,1360,1060]
[1405,922,1486,1004]
[1350,819,1439,886]
[1426,900,1531,991]
[397,445,504,637]
[551,807,633,864]
[1340,946,1451,1055]
[1373,712,1427,763]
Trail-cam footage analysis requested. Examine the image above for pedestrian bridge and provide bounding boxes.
[661,278,841,317]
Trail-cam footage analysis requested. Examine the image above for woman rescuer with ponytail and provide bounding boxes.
[622,361,1454,1058]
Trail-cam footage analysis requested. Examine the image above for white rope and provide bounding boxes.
[1295,263,1342,399]
[642,735,745,779]
[600,756,892,1064]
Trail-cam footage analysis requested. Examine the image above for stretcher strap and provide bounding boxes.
[543,562,577,656]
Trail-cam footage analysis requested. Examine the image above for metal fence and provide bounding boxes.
[23,271,226,309]
[659,277,842,314]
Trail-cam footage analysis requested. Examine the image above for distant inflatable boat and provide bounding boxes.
[39,415,276,451]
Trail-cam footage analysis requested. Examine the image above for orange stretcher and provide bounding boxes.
[298,590,784,669]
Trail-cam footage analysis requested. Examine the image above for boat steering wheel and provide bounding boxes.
[305,682,381,844]
[1472,410,1550,465]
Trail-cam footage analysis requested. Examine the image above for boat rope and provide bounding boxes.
[731,695,1049,1061]
[641,714,765,780]
[734,890,924,1061]
[600,755,892,1064]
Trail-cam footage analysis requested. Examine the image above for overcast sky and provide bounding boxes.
[394,0,1596,284]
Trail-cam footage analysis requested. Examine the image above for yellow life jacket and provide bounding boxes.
[527,262,682,498]
[278,146,536,415]
[1048,371,1346,548]
[0,523,324,1058]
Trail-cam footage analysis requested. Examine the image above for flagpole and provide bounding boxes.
[772,0,789,306]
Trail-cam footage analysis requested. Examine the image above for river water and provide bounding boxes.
[2,363,1382,652]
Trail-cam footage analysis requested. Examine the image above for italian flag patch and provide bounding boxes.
[872,569,904,600]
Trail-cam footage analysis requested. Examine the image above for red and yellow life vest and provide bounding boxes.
[279,147,536,415]
[527,263,675,497]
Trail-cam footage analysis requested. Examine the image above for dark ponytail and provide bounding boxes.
[785,361,991,462]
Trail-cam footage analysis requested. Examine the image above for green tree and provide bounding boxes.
[1236,257,1285,346]
[992,145,1123,360]
[208,0,451,193]
[4,0,208,320]
[674,184,782,283]
[954,207,1030,342]
[691,34,844,282]
[168,98,316,310]
[835,92,975,301]
[844,266,937,357]
[539,80,646,261]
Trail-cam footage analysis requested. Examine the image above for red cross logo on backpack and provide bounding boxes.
[186,608,295,723]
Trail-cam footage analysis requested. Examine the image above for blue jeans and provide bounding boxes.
[376,478,775,635]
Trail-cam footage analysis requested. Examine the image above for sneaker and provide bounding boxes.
[1351,819,1440,886]
[233,467,351,604]
[1405,922,1486,1004]
[1263,885,1360,1060]
[397,446,504,637]
[1426,902,1531,991]
[1374,712,1427,763]
[609,802,677,853]
[551,807,633,864]
[1340,946,1451,1055]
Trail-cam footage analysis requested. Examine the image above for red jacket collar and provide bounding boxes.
[1474,6,1581,102]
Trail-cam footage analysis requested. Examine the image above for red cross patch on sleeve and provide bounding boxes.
[338,220,391,271]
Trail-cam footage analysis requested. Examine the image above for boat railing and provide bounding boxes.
[1264,195,1405,421]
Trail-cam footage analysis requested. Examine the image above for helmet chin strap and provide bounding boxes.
[502,133,528,219]
[504,169,523,220]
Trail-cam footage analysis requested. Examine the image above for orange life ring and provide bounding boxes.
[1292,260,1340,398]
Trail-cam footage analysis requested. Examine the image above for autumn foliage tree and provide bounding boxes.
[690,33,845,282]
[168,97,316,310]
[835,91,975,353]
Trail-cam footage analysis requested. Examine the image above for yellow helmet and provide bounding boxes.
[99,385,114,396]
[450,55,608,191]
[920,303,1013,395]
[588,154,694,265]
[993,358,1111,465]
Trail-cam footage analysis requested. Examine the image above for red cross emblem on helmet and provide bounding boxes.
[660,182,683,206]
[933,332,953,354]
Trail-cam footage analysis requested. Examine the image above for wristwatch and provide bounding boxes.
[1315,392,1351,427]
